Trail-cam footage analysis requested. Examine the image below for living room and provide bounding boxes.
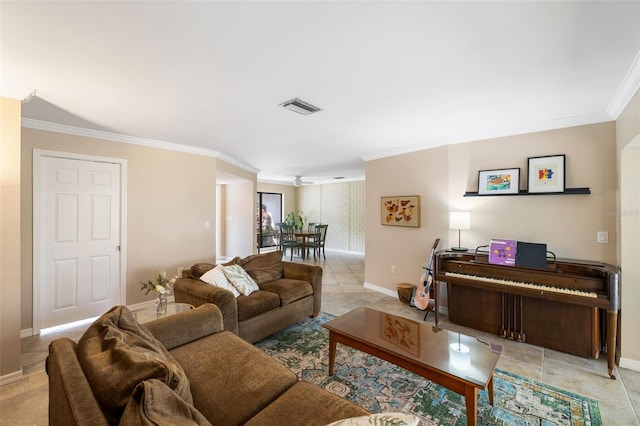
[1,1,640,423]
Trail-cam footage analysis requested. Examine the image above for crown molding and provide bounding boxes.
[0,82,36,103]
[361,112,613,162]
[608,50,640,119]
[21,118,259,174]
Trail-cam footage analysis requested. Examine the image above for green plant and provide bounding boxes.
[285,210,304,230]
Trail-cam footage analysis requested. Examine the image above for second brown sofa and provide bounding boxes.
[174,250,322,343]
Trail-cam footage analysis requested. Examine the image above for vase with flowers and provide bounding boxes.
[140,271,177,316]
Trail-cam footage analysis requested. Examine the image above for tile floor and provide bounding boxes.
[2,250,639,425]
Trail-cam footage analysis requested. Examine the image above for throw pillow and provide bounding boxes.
[239,251,284,284]
[120,379,212,426]
[222,264,260,296]
[199,264,241,297]
[325,413,419,426]
[190,263,215,278]
[77,305,193,424]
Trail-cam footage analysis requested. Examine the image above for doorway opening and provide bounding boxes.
[258,192,282,252]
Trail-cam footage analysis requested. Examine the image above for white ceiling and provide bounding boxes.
[2,1,639,185]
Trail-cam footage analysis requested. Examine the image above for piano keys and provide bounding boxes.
[434,250,620,379]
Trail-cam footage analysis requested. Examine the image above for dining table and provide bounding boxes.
[293,230,315,260]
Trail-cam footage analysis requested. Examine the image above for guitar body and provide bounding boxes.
[413,239,440,311]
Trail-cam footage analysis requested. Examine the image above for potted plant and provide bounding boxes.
[285,210,304,230]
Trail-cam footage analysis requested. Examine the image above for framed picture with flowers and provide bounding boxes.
[528,154,566,193]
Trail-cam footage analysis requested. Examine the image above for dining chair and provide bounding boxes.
[306,222,320,244]
[279,223,302,260]
[307,224,328,260]
[274,223,284,251]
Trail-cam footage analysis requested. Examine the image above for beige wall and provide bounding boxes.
[223,180,256,258]
[616,88,640,369]
[366,146,449,293]
[20,128,221,329]
[217,161,258,258]
[366,122,618,295]
[1,97,22,380]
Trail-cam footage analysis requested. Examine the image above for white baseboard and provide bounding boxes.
[363,281,397,298]
[326,248,365,256]
[363,281,449,316]
[620,356,640,373]
[126,296,174,312]
[19,297,175,338]
[0,369,23,387]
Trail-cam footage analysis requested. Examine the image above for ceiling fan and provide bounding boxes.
[293,176,314,187]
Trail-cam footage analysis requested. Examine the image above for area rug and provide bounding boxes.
[254,313,602,426]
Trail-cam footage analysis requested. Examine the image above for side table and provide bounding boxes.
[133,302,194,323]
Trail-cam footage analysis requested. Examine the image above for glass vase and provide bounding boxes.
[155,293,168,316]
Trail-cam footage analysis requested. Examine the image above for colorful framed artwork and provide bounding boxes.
[528,154,565,193]
[477,168,520,195]
[381,196,420,227]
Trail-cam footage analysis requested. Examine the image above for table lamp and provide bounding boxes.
[449,212,471,252]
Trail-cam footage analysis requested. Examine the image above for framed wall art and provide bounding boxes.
[381,195,420,227]
[477,168,520,195]
[528,154,565,193]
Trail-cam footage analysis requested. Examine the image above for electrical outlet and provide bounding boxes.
[391,265,396,273]
[597,231,608,244]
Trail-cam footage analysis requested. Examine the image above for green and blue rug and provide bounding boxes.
[255,313,602,426]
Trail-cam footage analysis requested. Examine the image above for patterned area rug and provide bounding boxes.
[254,313,602,426]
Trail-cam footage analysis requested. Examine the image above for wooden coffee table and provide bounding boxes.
[322,307,501,426]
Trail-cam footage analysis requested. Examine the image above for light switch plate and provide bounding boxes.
[597,231,608,244]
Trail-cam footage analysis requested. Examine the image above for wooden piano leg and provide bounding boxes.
[434,280,440,328]
[519,295,525,343]
[499,293,506,337]
[607,309,618,380]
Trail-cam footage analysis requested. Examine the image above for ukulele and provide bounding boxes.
[413,238,441,311]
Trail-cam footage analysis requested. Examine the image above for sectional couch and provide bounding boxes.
[46,303,370,425]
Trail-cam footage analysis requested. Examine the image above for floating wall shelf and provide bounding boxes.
[463,187,591,197]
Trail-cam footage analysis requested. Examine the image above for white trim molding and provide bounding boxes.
[0,82,35,103]
[22,118,259,174]
[620,357,640,373]
[608,50,640,119]
[0,369,24,387]
[361,112,613,162]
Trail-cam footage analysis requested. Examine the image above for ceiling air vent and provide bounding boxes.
[280,98,321,115]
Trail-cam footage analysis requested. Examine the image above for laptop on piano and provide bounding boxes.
[515,241,547,269]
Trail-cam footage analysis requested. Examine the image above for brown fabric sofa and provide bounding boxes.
[47,304,369,426]
[174,250,322,343]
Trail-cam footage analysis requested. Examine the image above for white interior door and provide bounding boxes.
[37,155,122,329]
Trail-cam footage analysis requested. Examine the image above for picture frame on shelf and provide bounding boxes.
[381,195,420,227]
[477,168,520,195]
[528,154,565,193]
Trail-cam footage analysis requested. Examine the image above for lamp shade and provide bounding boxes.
[449,212,471,230]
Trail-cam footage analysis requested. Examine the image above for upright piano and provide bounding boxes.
[434,249,620,379]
